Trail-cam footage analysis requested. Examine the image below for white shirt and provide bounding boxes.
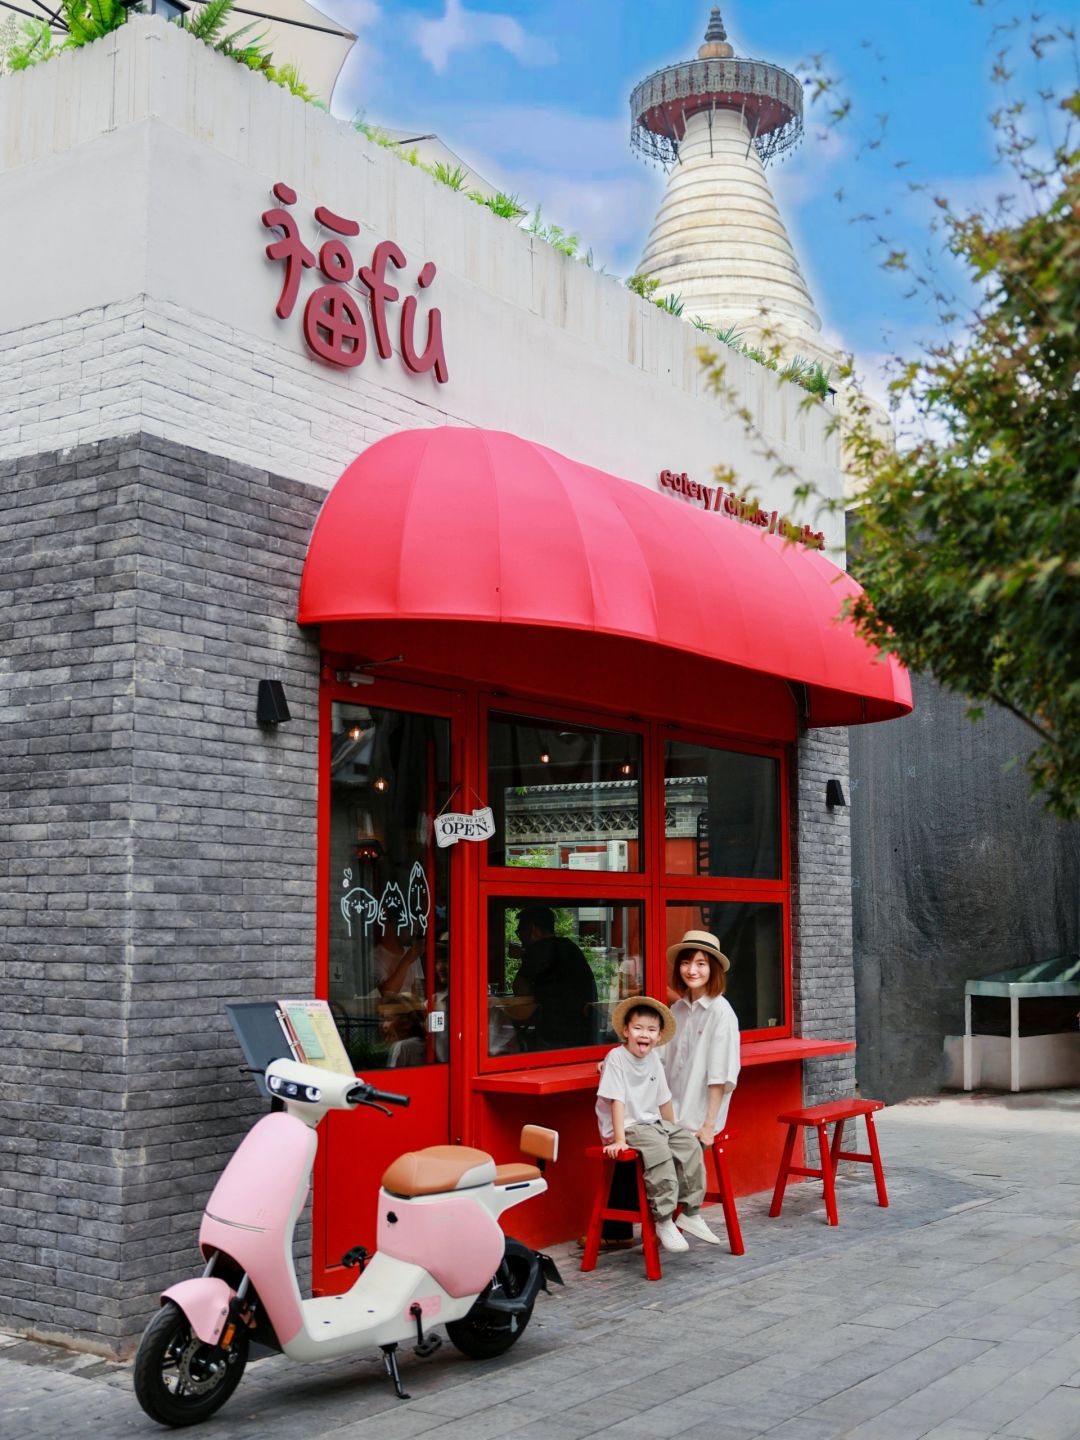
[596,1045,671,1140]
[662,993,740,1134]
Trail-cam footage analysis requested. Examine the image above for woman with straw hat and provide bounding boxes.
[663,930,740,1148]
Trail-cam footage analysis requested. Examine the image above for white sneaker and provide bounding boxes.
[676,1212,723,1245]
[655,1217,689,1253]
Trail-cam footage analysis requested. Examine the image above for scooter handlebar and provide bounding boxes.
[347,1081,411,1108]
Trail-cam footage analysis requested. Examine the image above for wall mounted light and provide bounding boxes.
[825,778,847,809]
[256,680,291,725]
[619,755,634,777]
[373,776,391,793]
[347,723,365,742]
[538,750,551,765]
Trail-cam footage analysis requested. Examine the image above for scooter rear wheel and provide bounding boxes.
[446,1237,535,1360]
[133,1301,248,1428]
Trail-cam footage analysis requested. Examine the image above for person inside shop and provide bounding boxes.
[595,996,722,1254]
[512,904,597,1050]
[379,993,427,1068]
[373,929,424,997]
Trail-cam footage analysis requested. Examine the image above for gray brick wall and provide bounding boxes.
[792,726,857,1105]
[0,434,322,1354]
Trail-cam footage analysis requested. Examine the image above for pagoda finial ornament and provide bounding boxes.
[699,8,733,60]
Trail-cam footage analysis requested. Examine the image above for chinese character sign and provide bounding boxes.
[261,182,449,384]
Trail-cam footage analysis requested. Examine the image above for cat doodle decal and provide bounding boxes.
[380,881,410,935]
[341,886,380,938]
[407,862,431,934]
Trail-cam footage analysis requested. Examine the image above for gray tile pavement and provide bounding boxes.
[2,1091,1078,1440]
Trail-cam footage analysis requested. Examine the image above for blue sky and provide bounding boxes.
[318,1,1077,385]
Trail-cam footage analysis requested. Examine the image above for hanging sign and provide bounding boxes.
[261,182,449,383]
[435,807,496,848]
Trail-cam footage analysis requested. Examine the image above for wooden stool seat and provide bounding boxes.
[769,1098,888,1227]
[580,1129,745,1280]
[580,1146,662,1280]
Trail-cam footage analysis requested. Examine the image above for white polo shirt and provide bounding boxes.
[595,1045,671,1140]
[662,993,740,1134]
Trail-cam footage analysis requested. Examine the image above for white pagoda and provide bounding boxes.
[631,8,831,368]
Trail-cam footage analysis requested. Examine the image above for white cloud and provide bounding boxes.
[412,0,556,75]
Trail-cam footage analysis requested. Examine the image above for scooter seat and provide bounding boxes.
[494,1162,542,1185]
[382,1145,497,1198]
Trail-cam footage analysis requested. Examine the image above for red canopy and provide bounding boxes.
[299,428,911,729]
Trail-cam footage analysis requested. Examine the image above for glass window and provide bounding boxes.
[487,714,642,871]
[666,901,784,1033]
[328,703,451,1070]
[485,897,645,1057]
[665,740,780,879]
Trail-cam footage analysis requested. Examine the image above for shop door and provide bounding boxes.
[317,688,458,1291]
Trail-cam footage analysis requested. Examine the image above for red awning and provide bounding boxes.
[298,428,911,729]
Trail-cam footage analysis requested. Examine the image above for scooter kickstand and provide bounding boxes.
[380,1343,411,1400]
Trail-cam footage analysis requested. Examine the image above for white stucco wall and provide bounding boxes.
[0,19,844,544]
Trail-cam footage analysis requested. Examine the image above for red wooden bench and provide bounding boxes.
[768,1098,888,1227]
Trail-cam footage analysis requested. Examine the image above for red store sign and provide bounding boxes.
[261,182,449,383]
[659,469,824,549]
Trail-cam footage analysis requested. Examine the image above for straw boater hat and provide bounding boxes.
[610,995,677,1046]
[666,929,731,973]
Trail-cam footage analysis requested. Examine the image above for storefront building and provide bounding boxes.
[0,22,909,1351]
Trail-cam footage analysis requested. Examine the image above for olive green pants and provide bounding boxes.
[624,1118,706,1222]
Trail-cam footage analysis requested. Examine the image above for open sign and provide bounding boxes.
[434,807,496,848]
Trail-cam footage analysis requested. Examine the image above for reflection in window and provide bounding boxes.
[666,901,784,1032]
[665,741,780,879]
[486,898,644,1057]
[487,715,642,871]
[327,703,450,1071]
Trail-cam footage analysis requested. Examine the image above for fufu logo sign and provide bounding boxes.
[261,182,449,383]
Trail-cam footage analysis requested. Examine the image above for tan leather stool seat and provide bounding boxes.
[382,1145,496,1197]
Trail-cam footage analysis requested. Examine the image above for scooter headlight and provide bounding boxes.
[304,1085,322,1103]
[268,1075,282,1092]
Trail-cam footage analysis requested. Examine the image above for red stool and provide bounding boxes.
[580,1147,662,1281]
[769,1099,888,1227]
[702,1127,745,1255]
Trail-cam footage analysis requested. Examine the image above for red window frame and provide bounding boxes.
[476,698,792,1074]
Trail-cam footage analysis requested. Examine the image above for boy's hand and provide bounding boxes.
[602,1140,626,1158]
[695,1124,716,1146]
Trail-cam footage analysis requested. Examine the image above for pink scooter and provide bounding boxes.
[134,1052,561,1428]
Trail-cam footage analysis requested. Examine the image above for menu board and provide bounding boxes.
[278,1000,354,1077]
[226,998,355,1094]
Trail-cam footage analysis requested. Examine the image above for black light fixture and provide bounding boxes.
[825,778,847,809]
[256,680,291,726]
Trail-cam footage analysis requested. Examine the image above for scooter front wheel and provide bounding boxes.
[133,1301,249,1428]
[445,1238,536,1360]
